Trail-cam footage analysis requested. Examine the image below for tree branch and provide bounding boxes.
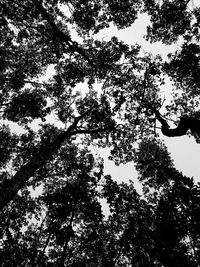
[146,101,200,141]
[33,0,95,67]
[0,110,95,210]
[72,126,111,135]
[148,104,189,137]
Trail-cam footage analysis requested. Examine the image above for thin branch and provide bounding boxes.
[72,126,111,135]
[145,100,170,129]
[24,80,50,87]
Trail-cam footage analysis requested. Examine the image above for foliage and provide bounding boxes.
[0,0,200,266]
[0,140,199,266]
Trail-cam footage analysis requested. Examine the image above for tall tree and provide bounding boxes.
[0,137,199,266]
[0,4,200,267]
[1,0,200,208]
[134,138,200,266]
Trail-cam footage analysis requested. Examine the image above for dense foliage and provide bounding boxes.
[0,0,200,266]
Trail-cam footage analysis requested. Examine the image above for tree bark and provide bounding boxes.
[0,126,74,210]
[0,107,110,210]
[0,109,106,210]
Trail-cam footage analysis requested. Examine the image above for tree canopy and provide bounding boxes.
[0,0,200,266]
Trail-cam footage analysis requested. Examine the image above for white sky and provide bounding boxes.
[9,7,200,201]
[36,10,200,190]
[96,13,200,187]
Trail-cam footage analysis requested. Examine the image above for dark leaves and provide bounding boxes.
[4,89,49,123]
[0,125,18,168]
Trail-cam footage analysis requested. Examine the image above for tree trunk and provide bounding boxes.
[0,122,77,210]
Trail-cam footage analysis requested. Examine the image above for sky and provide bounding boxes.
[94,12,200,188]
[8,5,200,200]
[27,0,200,221]
[56,5,200,188]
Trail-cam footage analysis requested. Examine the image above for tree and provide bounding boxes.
[0,0,200,265]
[0,137,199,266]
[134,138,200,266]
[0,0,150,208]
[1,0,200,208]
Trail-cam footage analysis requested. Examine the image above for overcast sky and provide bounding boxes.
[96,12,200,188]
